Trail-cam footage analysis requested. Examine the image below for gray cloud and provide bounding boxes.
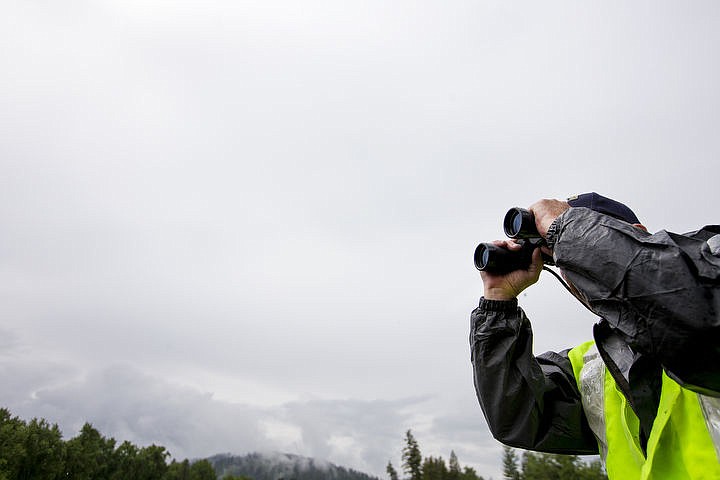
[4,360,458,477]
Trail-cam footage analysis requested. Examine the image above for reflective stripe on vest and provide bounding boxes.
[568,341,720,480]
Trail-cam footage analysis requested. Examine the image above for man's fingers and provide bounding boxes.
[491,239,522,250]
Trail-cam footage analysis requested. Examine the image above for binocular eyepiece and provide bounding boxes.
[474,208,550,274]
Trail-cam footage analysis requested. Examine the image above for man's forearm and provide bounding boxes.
[470,299,598,453]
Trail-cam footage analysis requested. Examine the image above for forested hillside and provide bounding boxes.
[208,452,379,480]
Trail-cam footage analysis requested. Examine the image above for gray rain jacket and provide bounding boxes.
[470,207,720,454]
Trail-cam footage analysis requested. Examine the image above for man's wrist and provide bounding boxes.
[545,215,564,249]
[479,296,518,312]
[483,288,517,301]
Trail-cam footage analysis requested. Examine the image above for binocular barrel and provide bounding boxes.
[474,241,535,274]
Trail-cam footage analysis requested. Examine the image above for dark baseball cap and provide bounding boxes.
[567,192,640,224]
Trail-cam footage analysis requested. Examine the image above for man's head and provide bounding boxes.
[560,192,647,306]
[567,192,646,231]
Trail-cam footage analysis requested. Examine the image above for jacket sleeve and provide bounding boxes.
[470,298,599,454]
[548,207,720,395]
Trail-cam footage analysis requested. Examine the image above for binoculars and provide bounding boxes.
[474,208,551,274]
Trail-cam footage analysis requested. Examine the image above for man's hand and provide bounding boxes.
[528,199,570,238]
[480,241,543,300]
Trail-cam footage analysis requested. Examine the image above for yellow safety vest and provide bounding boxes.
[568,341,720,480]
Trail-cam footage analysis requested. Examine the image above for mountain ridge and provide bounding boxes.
[207,451,381,480]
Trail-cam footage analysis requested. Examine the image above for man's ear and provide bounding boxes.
[633,223,648,232]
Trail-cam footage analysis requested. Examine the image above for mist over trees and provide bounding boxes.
[207,452,378,480]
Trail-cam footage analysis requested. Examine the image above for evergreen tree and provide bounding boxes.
[137,444,170,480]
[111,441,141,480]
[163,459,191,480]
[459,466,484,480]
[401,430,422,480]
[189,459,216,480]
[520,451,607,480]
[386,461,399,480]
[522,451,565,480]
[578,459,607,480]
[17,417,65,480]
[388,430,486,480]
[0,408,28,479]
[447,451,460,480]
[64,423,117,479]
[421,455,448,480]
[501,446,520,480]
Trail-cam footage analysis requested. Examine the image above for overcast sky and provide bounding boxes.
[2,1,719,478]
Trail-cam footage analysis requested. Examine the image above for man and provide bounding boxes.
[470,193,720,479]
